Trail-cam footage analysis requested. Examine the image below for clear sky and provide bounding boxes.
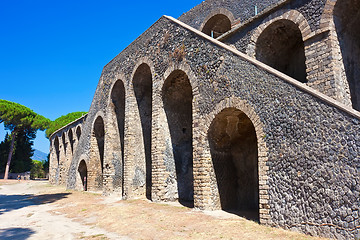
[0,0,202,153]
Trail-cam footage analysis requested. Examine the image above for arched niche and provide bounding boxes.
[62,132,67,155]
[162,69,194,207]
[68,129,74,154]
[54,137,60,164]
[110,79,125,193]
[76,126,81,140]
[78,160,88,191]
[110,80,125,168]
[208,107,259,221]
[94,116,105,172]
[334,0,360,110]
[90,116,105,190]
[133,63,152,200]
[255,19,307,83]
[201,14,231,38]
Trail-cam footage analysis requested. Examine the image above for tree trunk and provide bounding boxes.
[4,131,16,180]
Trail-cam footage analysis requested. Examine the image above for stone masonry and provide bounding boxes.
[49,0,360,239]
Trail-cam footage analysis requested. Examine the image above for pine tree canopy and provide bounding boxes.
[0,99,51,132]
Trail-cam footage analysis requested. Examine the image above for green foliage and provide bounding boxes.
[46,112,87,138]
[30,160,45,179]
[0,99,51,132]
[0,130,34,173]
[0,99,50,178]
[0,134,10,172]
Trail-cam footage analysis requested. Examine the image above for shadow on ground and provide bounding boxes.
[0,227,35,240]
[0,193,71,215]
[224,209,260,222]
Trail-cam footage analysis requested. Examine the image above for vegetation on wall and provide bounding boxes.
[45,112,87,138]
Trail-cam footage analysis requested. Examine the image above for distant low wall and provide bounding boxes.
[0,172,31,180]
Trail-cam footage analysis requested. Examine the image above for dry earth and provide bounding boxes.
[0,180,329,240]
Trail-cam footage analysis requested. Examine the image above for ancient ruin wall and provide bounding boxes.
[217,0,353,108]
[182,0,358,112]
[49,116,85,185]
[57,16,360,239]
[178,0,284,30]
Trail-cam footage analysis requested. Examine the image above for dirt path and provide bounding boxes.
[0,180,126,240]
[0,180,328,240]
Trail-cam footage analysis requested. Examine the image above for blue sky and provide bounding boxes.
[0,0,202,153]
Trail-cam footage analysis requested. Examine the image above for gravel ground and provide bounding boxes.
[0,180,125,240]
[0,180,328,240]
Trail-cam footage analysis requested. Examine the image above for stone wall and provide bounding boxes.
[180,0,357,111]
[219,0,354,109]
[49,16,360,239]
[49,115,85,186]
[49,1,360,238]
[178,0,284,30]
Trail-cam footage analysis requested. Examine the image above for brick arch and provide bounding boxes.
[76,158,88,191]
[315,0,360,109]
[76,125,82,140]
[91,111,106,129]
[202,98,266,142]
[161,62,198,205]
[77,155,89,168]
[61,131,67,155]
[88,111,106,191]
[319,0,337,31]
[319,0,359,31]
[53,136,60,165]
[201,98,267,172]
[130,57,156,82]
[106,74,128,196]
[130,58,154,200]
[330,0,360,110]
[76,154,89,190]
[107,73,126,137]
[50,136,61,185]
[194,97,270,223]
[59,131,70,184]
[107,73,126,107]
[68,128,74,155]
[163,62,198,92]
[199,8,235,38]
[247,10,311,57]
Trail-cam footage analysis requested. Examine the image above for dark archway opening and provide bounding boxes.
[202,14,231,38]
[68,129,74,154]
[76,126,81,140]
[334,0,360,110]
[133,63,152,200]
[256,19,307,83]
[62,133,67,155]
[78,160,88,191]
[54,137,60,164]
[208,108,259,221]
[163,70,193,207]
[93,116,105,176]
[111,80,125,192]
[94,117,105,172]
